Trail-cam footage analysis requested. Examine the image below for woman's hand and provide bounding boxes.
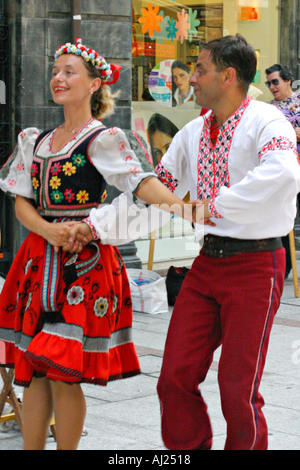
[14,196,92,253]
[62,222,93,253]
[40,220,84,253]
[295,127,300,142]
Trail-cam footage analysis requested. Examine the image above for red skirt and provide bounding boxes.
[0,232,140,387]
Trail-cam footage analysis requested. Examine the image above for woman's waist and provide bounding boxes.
[38,209,93,221]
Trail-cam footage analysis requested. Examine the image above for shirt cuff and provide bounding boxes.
[208,198,223,219]
[83,216,100,240]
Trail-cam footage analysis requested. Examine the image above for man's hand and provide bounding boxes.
[188,199,216,226]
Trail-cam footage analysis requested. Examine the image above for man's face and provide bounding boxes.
[190,49,223,109]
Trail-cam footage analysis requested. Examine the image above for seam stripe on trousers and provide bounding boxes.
[249,251,277,450]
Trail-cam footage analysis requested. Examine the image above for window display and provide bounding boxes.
[132,1,213,161]
[132,0,280,159]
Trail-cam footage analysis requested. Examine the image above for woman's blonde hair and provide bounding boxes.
[83,60,120,119]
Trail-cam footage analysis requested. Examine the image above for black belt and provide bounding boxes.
[201,234,282,258]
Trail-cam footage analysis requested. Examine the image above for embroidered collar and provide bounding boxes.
[203,96,252,133]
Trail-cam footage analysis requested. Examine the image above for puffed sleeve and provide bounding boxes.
[0,127,40,199]
[88,127,157,196]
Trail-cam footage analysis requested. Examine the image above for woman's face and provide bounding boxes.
[266,71,293,101]
[150,129,173,164]
[50,54,100,105]
[172,67,191,94]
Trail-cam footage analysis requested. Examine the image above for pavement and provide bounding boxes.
[1,258,300,451]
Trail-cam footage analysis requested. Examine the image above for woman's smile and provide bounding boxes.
[53,86,70,94]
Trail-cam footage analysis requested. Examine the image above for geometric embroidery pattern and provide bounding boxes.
[197,97,252,203]
[155,161,179,192]
[258,136,299,163]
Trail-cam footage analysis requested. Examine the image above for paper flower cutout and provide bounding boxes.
[176,8,190,44]
[153,11,169,44]
[188,8,200,42]
[138,2,163,38]
[166,17,178,41]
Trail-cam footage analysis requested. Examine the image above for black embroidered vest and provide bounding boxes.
[32,127,107,218]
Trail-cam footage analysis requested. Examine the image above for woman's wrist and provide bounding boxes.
[83,217,99,240]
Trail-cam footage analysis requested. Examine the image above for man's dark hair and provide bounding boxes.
[265,63,294,82]
[202,34,257,91]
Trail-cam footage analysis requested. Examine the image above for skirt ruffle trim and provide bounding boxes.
[0,329,141,388]
[0,362,141,388]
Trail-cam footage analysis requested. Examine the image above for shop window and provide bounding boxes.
[132,2,224,110]
[132,1,218,166]
[132,1,280,167]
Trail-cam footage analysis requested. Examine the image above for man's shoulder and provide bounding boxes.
[182,114,207,133]
[249,98,283,113]
[245,99,287,124]
[245,99,297,143]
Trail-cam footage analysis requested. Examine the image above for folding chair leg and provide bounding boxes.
[0,368,23,433]
[289,230,299,298]
[50,417,56,440]
[0,368,57,440]
[147,231,156,271]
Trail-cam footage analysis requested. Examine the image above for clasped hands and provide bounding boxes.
[45,220,93,254]
[46,199,215,254]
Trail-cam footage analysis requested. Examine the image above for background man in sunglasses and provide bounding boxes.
[265,64,300,279]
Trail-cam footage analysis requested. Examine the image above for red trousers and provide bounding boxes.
[157,248,285,450]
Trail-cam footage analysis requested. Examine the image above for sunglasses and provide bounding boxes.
[265,78,280,88]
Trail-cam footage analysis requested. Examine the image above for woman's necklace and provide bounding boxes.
[49,117,94,152]
[61,117,94,134]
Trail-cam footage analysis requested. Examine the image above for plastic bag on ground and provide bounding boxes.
[127,268,168,315]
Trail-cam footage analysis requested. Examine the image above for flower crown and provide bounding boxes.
[54,38,121,85]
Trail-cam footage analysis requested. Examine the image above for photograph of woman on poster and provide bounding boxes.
[147,113,179,166]
[171,61,194,107]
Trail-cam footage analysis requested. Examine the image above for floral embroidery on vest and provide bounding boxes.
[31,127,107,216]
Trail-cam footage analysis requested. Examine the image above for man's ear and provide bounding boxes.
[222,67,237,88]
